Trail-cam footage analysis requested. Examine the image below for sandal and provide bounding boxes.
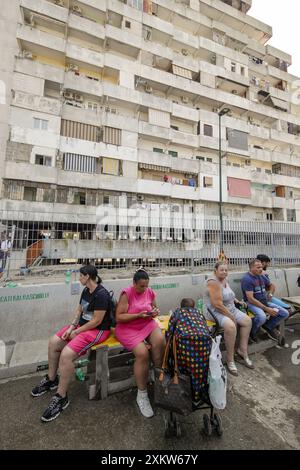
[236,351,255,370]
[227,361,238,376]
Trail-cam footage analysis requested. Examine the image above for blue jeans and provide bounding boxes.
[247,302,289,336]
[269,297,290,310]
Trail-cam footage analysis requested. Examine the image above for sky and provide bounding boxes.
[250,0,300,77]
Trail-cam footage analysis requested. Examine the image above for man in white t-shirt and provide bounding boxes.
[0,233,11,270]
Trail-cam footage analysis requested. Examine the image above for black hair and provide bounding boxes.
[133,267,149,283]
[256,254,271,264]
[79,265,102,284]
[181,298,195,308]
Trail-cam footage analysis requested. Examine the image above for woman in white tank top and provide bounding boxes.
[203,262,254,376]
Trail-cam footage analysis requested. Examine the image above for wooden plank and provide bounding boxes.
[95,346,109,400]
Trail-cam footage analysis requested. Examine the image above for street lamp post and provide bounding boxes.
[218,108,231,260]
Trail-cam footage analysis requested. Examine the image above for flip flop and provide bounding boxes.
[236,351,255,370]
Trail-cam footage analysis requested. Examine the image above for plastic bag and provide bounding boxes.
[208,335,227,410]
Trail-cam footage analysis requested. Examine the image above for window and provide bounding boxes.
[170,125,179,131]
[35,155,52,166]
[24,187,37,201]
[63,153,97,173]
[231,62,236,73]
[33,118,48,130]
[168,151,178,158]
[203,176,213,188]
[206,158,213,163]
[73,192,86,205]
[103,196,110,205]
[125,20,131,28]
[196,156,205,161]
[153,148,164,153]
[87,102,98,111]
[266,213,273,221]
[265,169,272,175]
[204,124,213,137]
[241,66,245,76]
[103,126,122,146]
[227,129,248,151]
[256,168,262,173]
[102,157,120,176]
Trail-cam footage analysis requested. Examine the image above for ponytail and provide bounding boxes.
[79,265,101,283]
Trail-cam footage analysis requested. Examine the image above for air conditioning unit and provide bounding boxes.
[145,85,153,93]
[23,51,33,60]
[212,108,219,113]
[72,4,82,14]
[181,96,189,104]
[74,94,83,102]
[210,54,217,64]
[54,0,64,6]
[137,195,144,201]
[181,49,189,56]
[63,90,75,100]
[232,90,238,95]
[245,160,251,166]
[248,116,254,124]
[67,63,79,73]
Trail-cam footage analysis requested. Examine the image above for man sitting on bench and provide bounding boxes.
[256,254,292,313]
[241,259,289,343]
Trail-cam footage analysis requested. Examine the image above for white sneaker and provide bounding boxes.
[136,392,154,418]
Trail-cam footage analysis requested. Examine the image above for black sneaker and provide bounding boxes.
[31,375,59,397]
[262,326,280,342]
[41,393,69,422]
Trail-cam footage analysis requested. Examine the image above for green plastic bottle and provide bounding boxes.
[75,368,86,382]
[196,298,204,313]
[65,270,71,284]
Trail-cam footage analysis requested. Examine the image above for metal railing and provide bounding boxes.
[1,208,300,280]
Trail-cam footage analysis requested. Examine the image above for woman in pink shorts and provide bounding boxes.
[31,265,112,422]
[115,268,165,418]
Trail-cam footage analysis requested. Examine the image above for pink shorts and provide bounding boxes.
[55,325,111,356]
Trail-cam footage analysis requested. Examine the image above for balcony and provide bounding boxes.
[272,197,295,210]
[17,23,65,53]
[66,43,103,68]
[15,57,64,84]
[12,91,62,116]
[68,14,105,41]
[138,122,171,142]
[64,71,103,97]
[20,0,68,23]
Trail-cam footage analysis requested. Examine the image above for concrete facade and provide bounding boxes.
[1,0,300,266]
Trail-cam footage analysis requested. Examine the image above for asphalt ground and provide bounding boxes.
[0,324,299,451]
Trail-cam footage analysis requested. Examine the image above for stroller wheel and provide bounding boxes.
[164,414,182,438]
[213,413,223,437]
[203,413,212,437]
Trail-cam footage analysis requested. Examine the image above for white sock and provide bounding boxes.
[137,389,148,399]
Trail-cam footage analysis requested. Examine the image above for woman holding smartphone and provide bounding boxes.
[115,268,165,418]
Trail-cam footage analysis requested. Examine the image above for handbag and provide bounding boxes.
[154,335,192,416]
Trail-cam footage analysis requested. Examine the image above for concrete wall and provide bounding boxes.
[1,268,298,344]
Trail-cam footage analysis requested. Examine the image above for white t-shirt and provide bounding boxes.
[0,240,11,251]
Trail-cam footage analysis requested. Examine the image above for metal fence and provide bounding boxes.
[1,208,300,280]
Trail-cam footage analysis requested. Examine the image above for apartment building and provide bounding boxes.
[1,0,300,266]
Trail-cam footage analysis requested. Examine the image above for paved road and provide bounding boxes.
[0,325,299,450]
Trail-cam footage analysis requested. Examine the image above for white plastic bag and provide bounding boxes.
[208,335,227,410]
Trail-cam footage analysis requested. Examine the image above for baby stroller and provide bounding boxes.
[154,307,223,438]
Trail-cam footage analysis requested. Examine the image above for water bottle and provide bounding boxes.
[75,368,86,382]
[65,269,71,284]
[196,299,204,313]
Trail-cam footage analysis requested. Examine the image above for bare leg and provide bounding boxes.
[57,346,78,397]
[237,317,252,358]
[48,334,67,381]
[223,319,237,363]
[147,327,165,367]
[132,342,150,390]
